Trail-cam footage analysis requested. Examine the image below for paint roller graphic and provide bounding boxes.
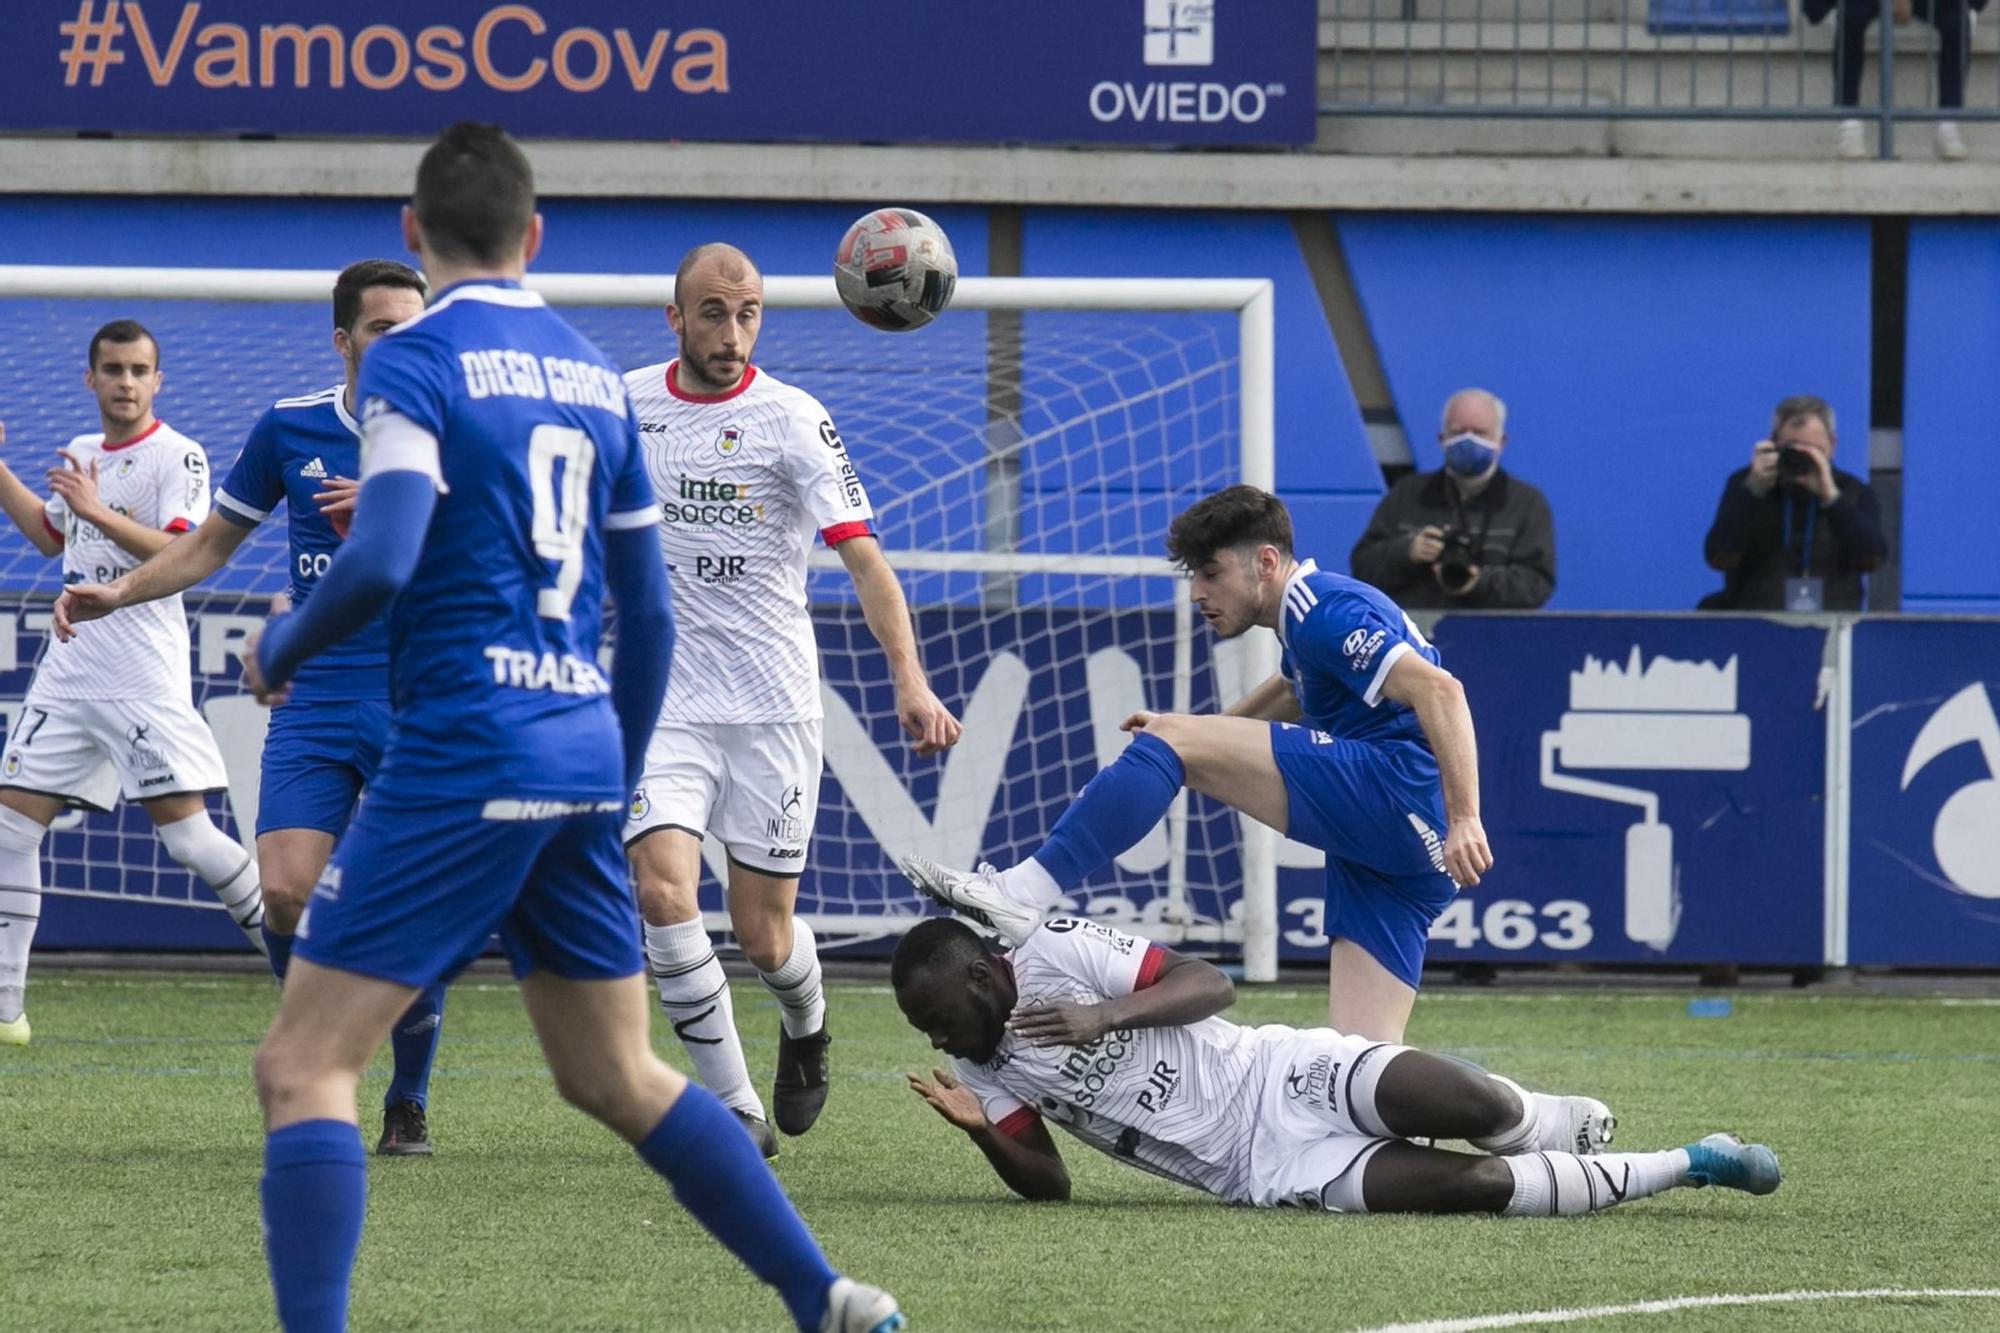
[1539,648,1750,950]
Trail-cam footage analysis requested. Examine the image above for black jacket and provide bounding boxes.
[1700,467,1885,611]
[1348,469,1556,610]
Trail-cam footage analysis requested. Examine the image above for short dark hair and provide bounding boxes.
[890,918,991,994]
[1164,485,1293,570]
[87,319,159,371]
[412,121,535,266]
[1770,394,1835,441]
[332,259,427,332]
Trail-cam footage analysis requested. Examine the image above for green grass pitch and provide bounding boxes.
[4,971,1997,1331]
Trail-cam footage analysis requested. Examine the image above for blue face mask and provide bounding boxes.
[1442,432,1501,477]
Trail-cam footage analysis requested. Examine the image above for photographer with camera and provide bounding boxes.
[1700,395,1885,612]
[1349,388,1555,611]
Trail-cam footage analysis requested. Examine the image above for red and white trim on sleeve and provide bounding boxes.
[1133,944,1167,990]
[820,520,872,547]
[163,517,192,534]
[993,1106,1042,1139]
[664,360,757,403]
[40,513,63,544]
[100,420,164,453]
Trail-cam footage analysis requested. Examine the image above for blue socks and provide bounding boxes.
[635,1084,837,1331]
[1033,730,1187,891]
[384,984,446,1111]
[261,1119,366,1333]
[262,925,293,981]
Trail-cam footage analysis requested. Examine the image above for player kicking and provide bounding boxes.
[54,261,448,1154]
[0,322,268,1047]
[903,484,1489,1044]
[896,916,1780,1215]
[239,123,902,1332]
[623,242,961,1154]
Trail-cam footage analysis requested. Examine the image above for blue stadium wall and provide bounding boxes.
[10,197,1992,608]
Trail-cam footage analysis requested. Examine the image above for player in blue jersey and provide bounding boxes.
[903,485,1493,1045]
[54,260,449,1155]
[232,123,903,1333]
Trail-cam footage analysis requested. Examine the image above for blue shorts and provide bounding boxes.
[1269,723,1457,989]
[258,699,392,837]
[294,796,642,990]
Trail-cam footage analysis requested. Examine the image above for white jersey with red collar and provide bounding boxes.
[30,420,209,703]
[951,919,1293,1204]
[625,360,874,724]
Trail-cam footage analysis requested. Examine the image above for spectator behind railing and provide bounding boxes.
[1807,0,1981,159]
[1349,388,1555,611]
[1700,394,1886,612]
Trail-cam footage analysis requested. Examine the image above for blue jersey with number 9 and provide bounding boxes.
[353,280,660,805]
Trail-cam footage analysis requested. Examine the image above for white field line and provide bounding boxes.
[1355,1288,2000,1333]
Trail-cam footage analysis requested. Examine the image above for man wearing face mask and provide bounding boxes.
[1700,395,1885,613]
[1349,389,1555,611]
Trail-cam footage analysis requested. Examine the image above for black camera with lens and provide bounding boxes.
[1777,445,1817,480]
[1436,526,1479,593]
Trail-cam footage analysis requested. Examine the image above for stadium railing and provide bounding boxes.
[1321,0,2000,157]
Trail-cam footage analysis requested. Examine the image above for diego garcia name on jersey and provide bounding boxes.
[351,281,659,804]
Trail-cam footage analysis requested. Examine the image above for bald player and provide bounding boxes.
[623,243,962,1153]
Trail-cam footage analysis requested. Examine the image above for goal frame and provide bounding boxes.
[0,264,1279,981]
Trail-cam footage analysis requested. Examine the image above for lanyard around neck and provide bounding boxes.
[1780,495,1817,578]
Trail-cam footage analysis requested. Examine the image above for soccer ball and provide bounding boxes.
[834,208,957,332]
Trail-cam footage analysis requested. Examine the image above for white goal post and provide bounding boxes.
[0,264,1279,981]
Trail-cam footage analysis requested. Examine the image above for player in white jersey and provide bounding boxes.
[0,321,266,1046]
[894,917,1782,1216]
[623,243,962,1152]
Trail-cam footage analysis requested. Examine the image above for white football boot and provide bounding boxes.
[898,856,1046,946]
[819,1277,906,1333]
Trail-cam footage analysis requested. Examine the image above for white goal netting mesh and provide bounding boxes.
[0,287,1255,956]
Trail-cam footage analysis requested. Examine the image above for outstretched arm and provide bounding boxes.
[245,469,434,701]
[1009,947,1235,1047]
[1379,652,1490,888]
[906,1068,1071,1202]
[45,456,178,562]
[839,534,961,755]
[0,425,62,557]
[55,510,253,639]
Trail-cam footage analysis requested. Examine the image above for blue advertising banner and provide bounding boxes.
[0,1,1315,146]
[1847,619,2000,966]
[22,593,1254,957]
[1278,615,1828,965]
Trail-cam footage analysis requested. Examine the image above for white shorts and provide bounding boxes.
[2,696,230,811]
[623,719,823,876]
[1248,1030,1410,1213]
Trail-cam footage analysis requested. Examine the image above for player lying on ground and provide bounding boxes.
[903,485,1488,1045]
[55,261,447,1155]
[238,122,901,1333]
[895,917,1780,1215]
[621,242,961,1157]
[0,324,267,1048]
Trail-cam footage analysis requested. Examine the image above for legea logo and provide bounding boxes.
[1899,684,2000,899]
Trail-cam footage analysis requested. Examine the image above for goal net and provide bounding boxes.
[0,266,1278,978]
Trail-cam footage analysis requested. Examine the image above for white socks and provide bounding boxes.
[156,811,267,955]
[758,917,825,1040]
[646,917,765,1120]
[998,857,1064,912]
[0,806,47,1023]
[1502,1149,1689,1216]
[1472,1074,1548,1155]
